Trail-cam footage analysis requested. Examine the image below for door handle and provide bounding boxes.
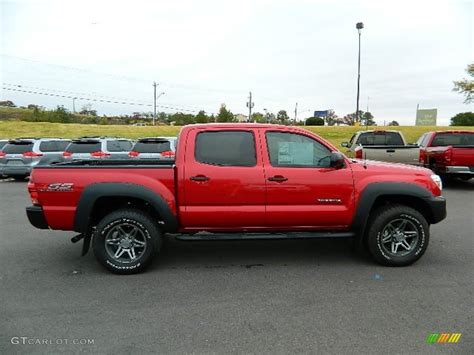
[190,175,210,182]
[386,149,395,153]
[268,175,288,182]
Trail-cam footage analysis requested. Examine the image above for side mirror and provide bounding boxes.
[341,142,349,148]
[330,151,345,169]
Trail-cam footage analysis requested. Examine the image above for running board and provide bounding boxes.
[174,231,355,241]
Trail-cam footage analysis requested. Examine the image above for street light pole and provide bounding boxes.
[356,22,364,126]
[73,97,77,113]
[153,82,157,126]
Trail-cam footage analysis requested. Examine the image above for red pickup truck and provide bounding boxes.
[26,124,446,274]
[418,130,474,180]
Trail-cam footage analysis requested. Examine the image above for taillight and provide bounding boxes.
[90,151,111,158]
[63,151,72,158]
[355,147,363,159]
[419,149,426,163]
[128,151,140,157]
[444,147,452,162]
[27,181,40,205]
[160,150,175,158]
[23,151,43,158]
[0,152,5,158]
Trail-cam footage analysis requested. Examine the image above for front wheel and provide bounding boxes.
[92,209,162,274]
[366,205,429,266]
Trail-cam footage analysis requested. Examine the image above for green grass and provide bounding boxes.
[0,121,473,147]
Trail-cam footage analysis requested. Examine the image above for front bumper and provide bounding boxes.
[26,206,49,229]
[424,196,447,224]
[445,166,474,175]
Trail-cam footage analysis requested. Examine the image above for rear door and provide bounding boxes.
[106,140,133,159]
[181,129,266,229]
[65,141,102,160]
[262,130,354,229]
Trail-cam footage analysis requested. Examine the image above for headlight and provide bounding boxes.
[431,174,443,191]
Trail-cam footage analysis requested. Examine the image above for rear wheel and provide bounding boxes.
[92,209,162,274]
[366,204,429,266]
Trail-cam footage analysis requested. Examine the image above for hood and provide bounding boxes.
[351,159,431,174]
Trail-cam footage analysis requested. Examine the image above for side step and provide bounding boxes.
[175,231,355,241]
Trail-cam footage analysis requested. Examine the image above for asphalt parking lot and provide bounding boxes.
[0,178,473,354]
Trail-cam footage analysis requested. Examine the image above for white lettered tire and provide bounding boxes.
[92,209,162,274]
[367,205,429,266]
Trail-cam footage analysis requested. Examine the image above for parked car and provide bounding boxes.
[341,130,420,165]
[418,130,474,180]
[62,137,134,161]
[0,138,71,180]
[128,137,177,159]
[0,140,8,179]
[26,124,446,274]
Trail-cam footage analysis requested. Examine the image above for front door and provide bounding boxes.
[262,130,355,229]
[182,129,266,230]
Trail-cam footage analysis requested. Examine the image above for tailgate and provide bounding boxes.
[362,146,420,165]
[450,147,474,166]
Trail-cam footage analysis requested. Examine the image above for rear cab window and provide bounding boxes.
[195,131,257,166]
[3,142,34,154]
[266,132,331,168]
[106,140,133,152]
[356,132,404,146]
[431,132,474,147]
[39,140,70,152]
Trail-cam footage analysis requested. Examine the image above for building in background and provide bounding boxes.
[234,114,248,122]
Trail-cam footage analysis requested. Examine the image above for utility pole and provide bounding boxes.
[246,91,254,122]
[294,102,298,125]
[153,82,158,126]
[72,97,77,114]
[356,22,364,125]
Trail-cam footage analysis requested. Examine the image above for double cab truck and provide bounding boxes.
[26,124,446,274]
[417,130,474,180]
[341,130,420,165]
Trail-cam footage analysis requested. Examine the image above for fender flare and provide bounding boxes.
[73,182,178,233]
[351,182,434,239]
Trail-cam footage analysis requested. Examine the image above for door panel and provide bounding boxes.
[262,131,354,229]
[182,129,266,229]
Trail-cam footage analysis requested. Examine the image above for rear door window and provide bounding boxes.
[67,142,101,153]
[133,141,171,153]
[39,141,70,152]
[106,140,133,152]
[3,142,34,154]
[0,141,7,150]
[195,131,257,167]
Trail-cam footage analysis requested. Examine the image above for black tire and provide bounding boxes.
[92,209,162,274]
[13,176,26,181]
[366,204,429,266]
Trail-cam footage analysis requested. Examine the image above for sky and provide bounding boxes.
[1,0,473,125]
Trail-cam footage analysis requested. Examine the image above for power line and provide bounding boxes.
[2,86,202,113]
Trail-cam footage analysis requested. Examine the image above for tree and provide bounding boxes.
[0,100,16,107]
[453,63,474,104]
[216,104,233,122]
[264,111,276,123]
[276,110,290,124]
[450,112,474,126]
[251,112,266,123]
[362,111,376,126]
[170,112,195,125]
[79,104,97,116]
[195,110,209,123]
[325,109,338,126]
[305,117,324,126]
[388,120,399,126]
